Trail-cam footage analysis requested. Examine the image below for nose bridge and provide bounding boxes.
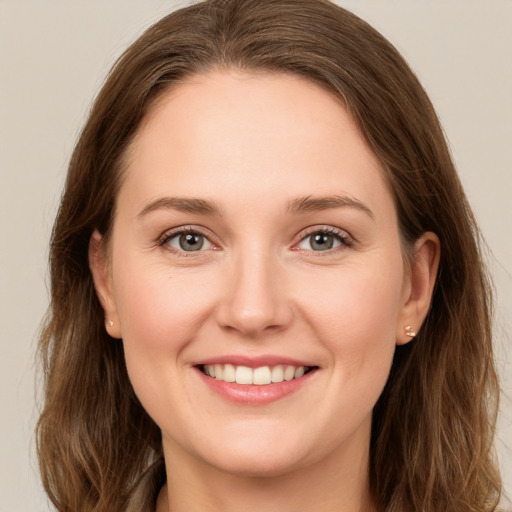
[216,240,292,336]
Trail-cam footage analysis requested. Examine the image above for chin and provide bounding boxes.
[194,429,319,478]
[208,449,307,478]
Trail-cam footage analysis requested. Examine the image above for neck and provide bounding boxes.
[157,424,375,512]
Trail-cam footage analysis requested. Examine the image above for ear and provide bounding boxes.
[396,232,440,345]
[89,230,122,338]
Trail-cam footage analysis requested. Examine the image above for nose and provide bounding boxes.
[214,248,293,337]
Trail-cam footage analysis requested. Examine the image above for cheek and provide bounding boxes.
[111,263,222,427]
[293,257,404,389]
[111,254,221,388]
[116,273,200,348]
[296,259,404,337]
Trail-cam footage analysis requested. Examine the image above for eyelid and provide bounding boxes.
[156,224,353,255]
[292,225,354,252]
[158,225,219,253]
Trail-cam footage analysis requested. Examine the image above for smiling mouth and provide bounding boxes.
[199,364,316,385]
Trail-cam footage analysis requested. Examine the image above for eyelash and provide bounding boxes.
[158,225,353,255]
[158,226,217,256]
[293,226,354,254]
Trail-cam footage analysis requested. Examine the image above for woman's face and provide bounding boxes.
[93,71,427,477]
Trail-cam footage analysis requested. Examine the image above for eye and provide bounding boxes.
[162,229,213,252]
[296,228,351,252]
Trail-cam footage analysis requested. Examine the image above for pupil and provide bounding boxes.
[179,233,204,251]
[311,233,333,251]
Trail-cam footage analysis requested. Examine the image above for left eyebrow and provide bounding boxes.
[286,195,374,220]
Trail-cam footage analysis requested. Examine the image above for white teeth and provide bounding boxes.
[283,365,295,381]
[253,366,272,385]
[203,364,309,385]
[223,363,236,382]
[271,365,284,383]
[235,366,253,384]
[294,366,305,379]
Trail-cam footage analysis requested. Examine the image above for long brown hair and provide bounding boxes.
[36,0,501,510]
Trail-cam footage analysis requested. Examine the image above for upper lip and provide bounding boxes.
[193,354,316,368]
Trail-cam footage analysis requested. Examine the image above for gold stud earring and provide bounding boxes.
[405,325,416,338]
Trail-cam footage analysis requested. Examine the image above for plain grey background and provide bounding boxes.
[0,1,510,510]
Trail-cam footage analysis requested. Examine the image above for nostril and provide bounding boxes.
[213,266,294,336]
[215,303,294,337]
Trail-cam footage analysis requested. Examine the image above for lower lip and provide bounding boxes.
[195,368,316,405]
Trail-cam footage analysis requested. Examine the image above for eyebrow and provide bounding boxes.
[287,195,374,219]
[137,194,374,219]
[137,197,223,218]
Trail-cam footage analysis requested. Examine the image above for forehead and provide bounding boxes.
[119,70,392,218]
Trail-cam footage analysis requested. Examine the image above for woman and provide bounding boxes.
[36,0,502,510]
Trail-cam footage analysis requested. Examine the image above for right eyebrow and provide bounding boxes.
[137,197,223,218]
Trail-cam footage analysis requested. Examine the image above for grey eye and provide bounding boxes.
[167,232,212,252]
[310,233,335,251]
[297,232,344,251]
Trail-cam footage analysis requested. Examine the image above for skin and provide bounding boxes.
[90,70,439,512]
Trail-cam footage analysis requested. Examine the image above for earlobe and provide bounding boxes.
[89,230,122,338]
[396,232,440,345]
